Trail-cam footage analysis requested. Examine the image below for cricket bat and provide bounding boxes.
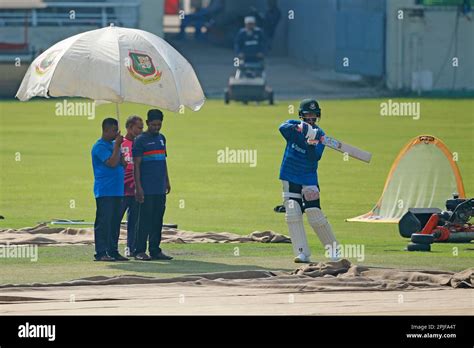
[319,135,372,163]
[297,123,372,163]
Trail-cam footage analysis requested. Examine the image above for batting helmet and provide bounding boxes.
[298,99,321,118]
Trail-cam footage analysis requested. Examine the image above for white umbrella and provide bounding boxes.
[16,25,205,114]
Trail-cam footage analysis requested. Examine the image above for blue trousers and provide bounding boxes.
[179,9,210,38]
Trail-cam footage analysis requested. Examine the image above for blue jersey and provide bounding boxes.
[278,120,325,186]
[91,138,125,198]
[132,132,167,195]
[234,27,267,58]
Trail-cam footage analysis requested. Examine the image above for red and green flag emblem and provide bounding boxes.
[35,50,60,75]
[127,51,162,84]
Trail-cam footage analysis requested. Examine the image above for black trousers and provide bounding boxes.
[134,194,166,256]
[94,196,122,259]
[287,181,321,211]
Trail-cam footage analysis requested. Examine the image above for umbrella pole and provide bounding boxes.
[115,103,120,125]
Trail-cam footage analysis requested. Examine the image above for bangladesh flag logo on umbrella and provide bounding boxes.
[127,51,162,84]
[35,50,61,75]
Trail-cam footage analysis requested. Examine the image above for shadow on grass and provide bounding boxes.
[107,259,287,275]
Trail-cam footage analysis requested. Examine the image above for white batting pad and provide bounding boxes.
[306,207,339,260]
[284,200,310,258]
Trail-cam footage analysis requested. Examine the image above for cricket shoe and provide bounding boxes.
[294,253,311,263]
[111,253,129,261]
[134,252,152,261]
[150,252,173,261]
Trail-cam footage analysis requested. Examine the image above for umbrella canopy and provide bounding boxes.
[16,25,205,112]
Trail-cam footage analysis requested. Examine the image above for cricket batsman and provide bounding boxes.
[279,99,339,263]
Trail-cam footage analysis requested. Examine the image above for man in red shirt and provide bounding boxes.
[120,115,144,257]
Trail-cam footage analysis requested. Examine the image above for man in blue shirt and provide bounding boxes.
[133,109,172,261]
[262,0,281,49]
[91,118,128,262]
[279,99,339,263]
[234,16,266,63]
[177,0,224,40]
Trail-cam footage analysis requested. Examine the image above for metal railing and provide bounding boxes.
[0,1,140,28]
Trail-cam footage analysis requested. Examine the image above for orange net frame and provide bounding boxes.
[347,135,465,223]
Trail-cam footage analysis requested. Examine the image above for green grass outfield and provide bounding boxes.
[0,98,472,284]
